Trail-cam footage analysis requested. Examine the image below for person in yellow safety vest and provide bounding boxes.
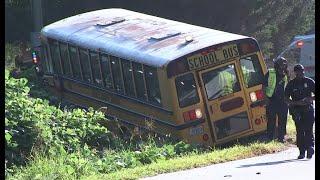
[219,70,235,95]
[263,56,290,143]
[241,65,251,87]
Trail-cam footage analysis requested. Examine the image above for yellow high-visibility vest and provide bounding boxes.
[265,68,288,97]
[242,67,250,87]
[219,71,234,95]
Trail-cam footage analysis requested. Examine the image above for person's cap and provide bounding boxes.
[273,57,288,65]
[294,64,304,72]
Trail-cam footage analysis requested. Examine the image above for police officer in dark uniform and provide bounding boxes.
[285,64,315,159]
[264,57,289,142]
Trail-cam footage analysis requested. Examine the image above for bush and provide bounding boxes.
[5,69,113,170]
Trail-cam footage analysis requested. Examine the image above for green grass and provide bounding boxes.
[286,115,297,143]
[7,140,290,180]
[83,141,286,180]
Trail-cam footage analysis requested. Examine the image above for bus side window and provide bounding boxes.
[122,60,135,97]
[69,46,82,79]
[79,49,92,83]
[44,44,54,73]
[41,45,49,73]
[49,41,61,74]
[175,73,199,108]
[110,56,124,94]
[144,65,162,105]
[100,54,113,89]
[90,51,103,86]
[133,62,147,100]
[59,43,72,77]
[240,55,264,88]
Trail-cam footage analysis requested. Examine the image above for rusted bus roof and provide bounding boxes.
[41,8,248,68]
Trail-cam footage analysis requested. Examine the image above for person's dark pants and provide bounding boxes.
[292,108,315,151]
[266,101,288,141]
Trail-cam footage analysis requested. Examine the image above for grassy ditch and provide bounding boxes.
[89,141,287,180]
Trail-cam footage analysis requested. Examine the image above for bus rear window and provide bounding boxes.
[175,73,199,108]
[240,55,264,88]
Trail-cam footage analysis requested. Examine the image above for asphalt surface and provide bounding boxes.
[142,147,315,180]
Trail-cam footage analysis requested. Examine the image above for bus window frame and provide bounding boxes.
[48,40,63,74]
[66,43,74,77]
[87,49,94,83]
[107,54,115,89]
[144,65,162,106]
[175,72,200,108]
[100,53,115,90]
[57,41,64,74]
[68,45,82,80]
[119,58,126,94]
[239,54,264,88]
[97,52,106,87]
[201,63,242,101]
[141,64,149,101]
[110,55,125,94]
[41,44,49,73]
[75,46,84,81]
[59,42,72,77]
[79,48,92,83]
[89,50,103,86]
[133,62,147,101]
[121,59,136,97]
[45,42,54,74]
[130,61,138,97]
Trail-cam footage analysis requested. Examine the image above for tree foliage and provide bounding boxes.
[241,0,315,61]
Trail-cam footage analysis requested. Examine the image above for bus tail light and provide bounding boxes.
[203,133,209,141]
[250,89,264,102]
[32,51,38,64]
[255,118,262,125]
[183,108,202,122]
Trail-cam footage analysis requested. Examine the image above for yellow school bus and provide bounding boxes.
[36,8,268,147]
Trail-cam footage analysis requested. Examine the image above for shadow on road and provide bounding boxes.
[237,158,311,168]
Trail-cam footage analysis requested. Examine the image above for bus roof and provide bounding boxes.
[42,8,249,68]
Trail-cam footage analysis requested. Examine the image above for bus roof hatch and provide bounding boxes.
[95,17,125,27]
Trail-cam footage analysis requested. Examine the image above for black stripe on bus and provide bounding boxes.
[55,74,172,114]
[63,87,205,130]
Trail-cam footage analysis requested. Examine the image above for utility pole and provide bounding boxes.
[33,0,43,32]
[31,0,44,48]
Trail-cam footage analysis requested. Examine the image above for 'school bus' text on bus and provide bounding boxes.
[35,8,268,147]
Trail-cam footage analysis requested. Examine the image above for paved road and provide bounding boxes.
[142,147,315,180]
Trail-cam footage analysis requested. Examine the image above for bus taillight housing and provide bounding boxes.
[250,89,264,102]
[183,108,202,122]
[32,51,39,64]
